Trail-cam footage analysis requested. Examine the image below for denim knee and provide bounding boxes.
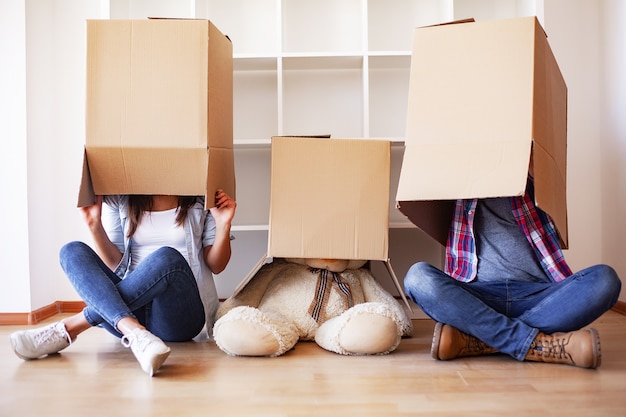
[59,240,91,259]
[147,247,192,275]
[59,241,96,272]
[404,262,440,299]
[594,264,622,304]
[151,246,187,266]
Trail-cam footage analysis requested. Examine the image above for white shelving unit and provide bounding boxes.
[106,0,538,298]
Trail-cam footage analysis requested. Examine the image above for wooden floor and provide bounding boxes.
[1,312,625,417]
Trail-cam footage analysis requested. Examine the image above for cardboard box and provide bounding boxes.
[269,137,390,261]
[396,16,568,248]
[78,19,235,209]
[234,137,409,308]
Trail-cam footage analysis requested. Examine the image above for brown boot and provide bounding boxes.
[431,322,498,360]
[524,328,601,369]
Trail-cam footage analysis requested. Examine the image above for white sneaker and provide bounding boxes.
[121,328,171,376]
[10,322,72,360]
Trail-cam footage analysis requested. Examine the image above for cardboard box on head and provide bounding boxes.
[396,16,568,248]
[234,136,410,309]
[78,19,235,209]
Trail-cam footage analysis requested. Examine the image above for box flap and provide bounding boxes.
[231,254,272,297]
[207,147,236,209]
[85,147,208,196]
[382,259,412,311]
[231,256,412,312]
[397,140,531,201]
[268,137,390,261]
[77,149,96,207]
[396,200,456,247]
[531,18,568,247]
[207,21,234,151]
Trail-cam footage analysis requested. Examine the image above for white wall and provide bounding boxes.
[0,0,201,314]
[542,1,603,269]
[0,0,31,311]
[24,0,109,309]
[600,0,626,300]
[0,0,624,313]
[0,0,105,313]
[541,0,625,301]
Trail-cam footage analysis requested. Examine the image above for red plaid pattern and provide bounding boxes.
[445,178,571,283]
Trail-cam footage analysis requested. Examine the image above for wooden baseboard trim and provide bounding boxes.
[611,300,626,316]
[0,313,30,326]
[0,301,86,326]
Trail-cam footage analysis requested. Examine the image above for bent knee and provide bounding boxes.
[59,241,91,258]
[598,264,622,298]
[404,262,440,296]
[579,264,622,305]
[153,246,185,261]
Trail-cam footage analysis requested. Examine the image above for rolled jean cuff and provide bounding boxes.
[83,306,136,334]
[514,327,540,361]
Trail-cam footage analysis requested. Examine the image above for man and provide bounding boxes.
[404,176,621,369]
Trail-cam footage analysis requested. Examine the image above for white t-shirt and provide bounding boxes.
[130,208,188,271]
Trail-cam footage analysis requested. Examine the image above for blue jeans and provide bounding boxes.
[404,262,621,361]
[60,241,205,342]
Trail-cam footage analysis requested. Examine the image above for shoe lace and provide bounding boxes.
[35,323,71,347]
[531,336,569,360]
[465,335,488,354]
[121,331,151,353]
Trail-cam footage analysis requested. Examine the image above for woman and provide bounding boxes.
[10,190,236,376]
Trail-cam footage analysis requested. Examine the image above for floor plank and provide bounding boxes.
[1,312,625,416]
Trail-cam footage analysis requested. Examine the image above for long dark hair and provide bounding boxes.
[126,195,197,238]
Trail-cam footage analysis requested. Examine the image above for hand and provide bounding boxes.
[79,195,103,230]
[204,190,236,273]
[210,189,236,227]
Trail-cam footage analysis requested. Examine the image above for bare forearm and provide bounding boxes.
[80,196,123,270]
[204,224,232,274]
[205,189,236,274]
[89,223,123,270]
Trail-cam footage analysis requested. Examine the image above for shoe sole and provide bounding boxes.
[146,348,171,377]
[588,328,602,369]
[10,334,29,360]
[10,333,38,360]
[431,322,444,360]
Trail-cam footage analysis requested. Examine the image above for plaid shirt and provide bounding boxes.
[445,179,571,283]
